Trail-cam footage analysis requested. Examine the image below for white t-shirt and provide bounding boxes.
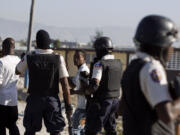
[92,54,114,81]
[74,63,89,109]
[16,49,69,78]
[0,55,20,106]
[137,52,172,108]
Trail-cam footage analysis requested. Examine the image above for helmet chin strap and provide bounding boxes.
[159,54,167,68]
[158,47,170,68]
[96,49,108,59]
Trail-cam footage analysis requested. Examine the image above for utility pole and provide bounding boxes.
[25,0,35,88]
[27,0,35,52]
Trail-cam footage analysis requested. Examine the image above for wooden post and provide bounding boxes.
[27,0,35,52]
[24,0,35,88]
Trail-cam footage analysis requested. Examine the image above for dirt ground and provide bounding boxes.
[5,78,122,135]
[11,101,122,135]
[6,101,69,135]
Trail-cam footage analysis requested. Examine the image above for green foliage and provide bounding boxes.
[19,40,26,46]
[53,39,61,49]
[89,30,104,46]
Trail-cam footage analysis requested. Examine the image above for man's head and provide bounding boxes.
[2,37,15,56]
[93,36,113,59]
[36,29,51,49]
[134,15,179,66]
[73,50,86,67]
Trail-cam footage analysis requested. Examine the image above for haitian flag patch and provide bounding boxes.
[150,69,162,83]
[21,58,24,62]
[94,63,102,68]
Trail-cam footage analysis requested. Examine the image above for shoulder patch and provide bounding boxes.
[21,58,24,62]
[94,62,102,68]
[150,69,162,83]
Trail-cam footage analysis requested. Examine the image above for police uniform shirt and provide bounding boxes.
[92,54,114,81]
[16,49,69,78]
[137,52,172,108]
[0,55,20,106]
[74,63,89,109]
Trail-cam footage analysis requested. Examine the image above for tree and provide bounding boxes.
[89,30,104,46]
[53,39,61,49]
[19,40,26,46]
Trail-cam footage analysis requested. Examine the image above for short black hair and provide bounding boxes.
[75,50,86,60]
[2,38,15,50]
[2,37,15,56]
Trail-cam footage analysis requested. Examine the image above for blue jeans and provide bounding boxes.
[72,108,86,135]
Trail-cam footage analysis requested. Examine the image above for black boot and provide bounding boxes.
[105,130,117,135]
[24,130,36,135]
[0,126,6,135]
[50,132,61,135]
[85,130,97,135]
[8,123,20,135]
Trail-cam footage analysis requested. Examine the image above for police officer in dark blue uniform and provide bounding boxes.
[121,15,180,135]
[84,37,122,135]
[16,30,73,135]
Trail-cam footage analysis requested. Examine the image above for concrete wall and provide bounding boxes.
[55,49,128,76]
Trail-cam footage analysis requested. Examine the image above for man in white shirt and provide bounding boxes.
[16,30,72,135]
[70,50,89,135]
[121,15,180,135]
[0,38,20,135]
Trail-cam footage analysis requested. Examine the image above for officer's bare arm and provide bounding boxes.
[155,99,180,124]
[60,77,73,116]
[60,77,71,105]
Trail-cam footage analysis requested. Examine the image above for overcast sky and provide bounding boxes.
[0,0,180,28]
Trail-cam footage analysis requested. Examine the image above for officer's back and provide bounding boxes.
[85,37,122,135]
[16,30,72,135]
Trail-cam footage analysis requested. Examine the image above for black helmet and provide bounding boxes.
[93,36,113,50]
[93,36,113,59]
[134,15,179,48]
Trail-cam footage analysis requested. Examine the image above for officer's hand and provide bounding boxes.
[70,89,76,95]
[65,104,73,116]
[85,89,91,95]
[80,81,88,89]
[66,109,73,116]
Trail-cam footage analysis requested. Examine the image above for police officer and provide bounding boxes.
[85,37,122,135]
[121,15,180,135]
[16,30,72,135]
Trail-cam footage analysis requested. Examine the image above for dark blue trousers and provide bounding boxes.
[24,95,65,134]
[85,98,119,135]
